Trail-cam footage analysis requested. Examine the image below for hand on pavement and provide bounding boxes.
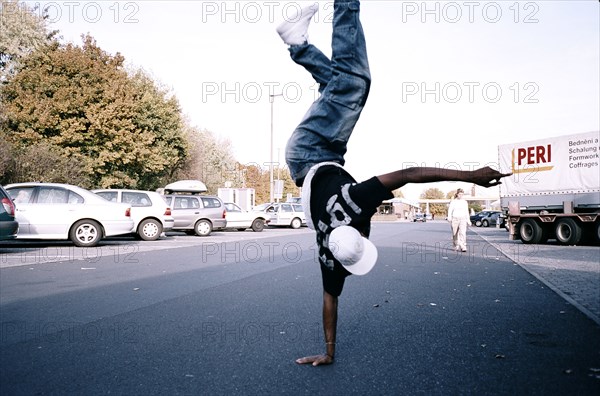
[296,354,333,366]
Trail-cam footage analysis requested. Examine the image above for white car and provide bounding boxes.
[253,202,306,229]
[93,189,175,241]
[5,182,134,247]
[224,203,269,232]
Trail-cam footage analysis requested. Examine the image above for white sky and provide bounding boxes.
[25,0,600,200]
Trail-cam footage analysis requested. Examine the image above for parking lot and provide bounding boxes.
[0,227,313,269]
[2,221,598,327]
[2,221,599,395]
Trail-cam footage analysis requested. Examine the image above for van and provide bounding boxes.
[162,194,226,236]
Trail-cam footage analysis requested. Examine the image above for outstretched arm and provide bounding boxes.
[296,291,337,366]
[377,166,511,191]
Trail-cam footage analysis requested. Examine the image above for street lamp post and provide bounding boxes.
[270,93,283,203]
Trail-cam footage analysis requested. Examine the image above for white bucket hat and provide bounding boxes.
[328,226,378,275]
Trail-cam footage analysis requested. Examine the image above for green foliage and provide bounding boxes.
[1,35,188,189]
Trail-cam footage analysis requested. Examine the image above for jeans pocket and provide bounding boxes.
[327,72,367,111]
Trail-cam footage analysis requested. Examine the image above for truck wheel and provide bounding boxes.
[251,218,265,232]
[555,218,582,245]
[519,219,547,244]
[194,220,212,236]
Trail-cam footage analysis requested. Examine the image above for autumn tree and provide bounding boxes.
[240,163,270,203]
[0,35,187,189]
[173,124,237,194]
[419,187,446,217]
[0,0,56,82]
[392,189,405,199]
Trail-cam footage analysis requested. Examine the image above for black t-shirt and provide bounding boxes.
[309,165,393,297]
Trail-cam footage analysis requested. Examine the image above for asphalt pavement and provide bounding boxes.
[0,222,599,395]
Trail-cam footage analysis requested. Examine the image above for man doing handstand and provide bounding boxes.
[276,0,510,366]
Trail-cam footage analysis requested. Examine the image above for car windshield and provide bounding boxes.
[253,203,271,211]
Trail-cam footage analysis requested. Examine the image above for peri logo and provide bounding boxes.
[511,144,554,174]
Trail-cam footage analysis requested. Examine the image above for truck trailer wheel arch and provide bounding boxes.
[555,218,583,245]
[519,219,547,244]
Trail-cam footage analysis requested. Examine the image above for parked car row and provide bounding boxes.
[0,182,306,247]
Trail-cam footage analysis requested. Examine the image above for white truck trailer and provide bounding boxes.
[498,131,600,245]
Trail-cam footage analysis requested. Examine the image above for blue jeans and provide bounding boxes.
[285,0,371,186]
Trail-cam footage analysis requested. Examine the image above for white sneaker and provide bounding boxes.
[276,3,319,46]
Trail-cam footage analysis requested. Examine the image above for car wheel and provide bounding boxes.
[70,220,102,247]
[138,219,162,241]
[195,219,212,236]
[482,219,489,227]
[290,217,302,229]
[251,218,265,232]
[555,218,582,245]
[475,220,482,227]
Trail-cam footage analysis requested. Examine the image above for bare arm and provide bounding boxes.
[377,166,512,191]
[296,291,337,366]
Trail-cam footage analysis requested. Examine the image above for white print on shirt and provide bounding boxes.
[326,194,352,228]
[341,184,362,215]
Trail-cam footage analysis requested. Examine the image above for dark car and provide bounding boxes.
[470,210,500,227]
[480,212,502,227]
[0,185,19,240]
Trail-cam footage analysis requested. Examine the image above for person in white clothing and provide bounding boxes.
[448,188,470,252]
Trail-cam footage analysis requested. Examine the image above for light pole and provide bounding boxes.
[270,93,283,203]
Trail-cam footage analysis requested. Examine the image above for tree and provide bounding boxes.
[8,141,88,185]
[173,124,237,194]
[392,189,405,199]
[0,0,56,82]
[419,187,446,217]
[1,35,188,189]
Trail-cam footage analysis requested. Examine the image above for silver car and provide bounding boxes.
[94,189,175,241]
[162,194,226,236]
[5,182,133,247]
